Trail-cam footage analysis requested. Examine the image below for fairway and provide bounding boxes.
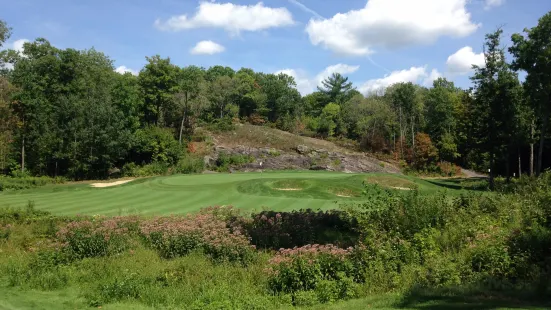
[0,171,471,216]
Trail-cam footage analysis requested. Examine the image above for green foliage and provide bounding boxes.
[132,126,183,165]
[0,175,65,191]
[174,155,204,174]
[215,151,254,172]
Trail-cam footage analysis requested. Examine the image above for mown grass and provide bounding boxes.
[0,172,476,216]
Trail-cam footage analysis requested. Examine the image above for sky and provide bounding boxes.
[2,0,550,95]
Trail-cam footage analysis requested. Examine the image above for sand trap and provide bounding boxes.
[335,194,352,198]
[91,179,135,188]
[274,188,303,191]
[392,186,413,191]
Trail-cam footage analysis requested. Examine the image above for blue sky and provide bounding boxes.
[2,0,550,94]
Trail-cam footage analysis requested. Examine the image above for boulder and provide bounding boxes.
[296,145,309,154]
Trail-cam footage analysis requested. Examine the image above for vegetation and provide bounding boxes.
[1,174,551,309]
[0,12,551,181]
[0,172,473,215]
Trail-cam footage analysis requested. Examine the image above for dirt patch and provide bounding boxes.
[90,179,135,188]
[274,188,303,191]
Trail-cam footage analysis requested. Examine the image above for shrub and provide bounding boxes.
[266,244,354,294]
[132,126,183,165]
[56,216,138,259]
[0,223,11,240]
[293,290,319,307]
[215,152,254,172]
[0,175,65,191]
[122,161,170,177]
[139,210,255,264]
[244,209,358,250]
[174,155,204,174]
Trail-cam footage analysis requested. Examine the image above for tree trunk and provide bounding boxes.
[411,116,415,159]
[530,119,534,176]
[179,114,185,145]
[518,147,522,178]
[21,136,25,172]
[399,107,403,159]
[536,109,549,176]
[179,93,188,145]
[489,152,495,190]
[506,148,510,182]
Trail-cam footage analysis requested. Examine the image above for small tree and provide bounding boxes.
[318,103,341,137]
[413,133,438,170]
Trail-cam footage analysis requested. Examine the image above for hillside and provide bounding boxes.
[202,124,401,174]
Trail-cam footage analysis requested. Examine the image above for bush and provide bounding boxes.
[266,244,354,294]
[131,126,183,165]
[244,209,358,250]
[139,210,255,264]
[0,175,65,191]
[122,161,170,177]
[174,155,204,174]
[215,152,254,172]
[56,216,138,259]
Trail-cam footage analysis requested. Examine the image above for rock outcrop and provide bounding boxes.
[212,145,400,174]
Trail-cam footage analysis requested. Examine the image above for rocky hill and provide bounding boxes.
[201,124,401,174]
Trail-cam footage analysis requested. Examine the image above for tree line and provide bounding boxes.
[0,12,550,185]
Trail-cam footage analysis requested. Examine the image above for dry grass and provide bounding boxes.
[211,124,352,153]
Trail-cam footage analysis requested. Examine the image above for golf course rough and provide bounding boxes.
[0,172,466,216]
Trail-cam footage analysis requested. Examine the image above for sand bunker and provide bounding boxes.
[392,186,413,191]
[335,194,352,197]
[90,179,135,188]
[274,188,303,191]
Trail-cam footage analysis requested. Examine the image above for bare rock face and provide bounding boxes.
[296,145,309,154]
[213,144,400,174]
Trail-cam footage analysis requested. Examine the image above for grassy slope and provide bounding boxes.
[0,172,474,216]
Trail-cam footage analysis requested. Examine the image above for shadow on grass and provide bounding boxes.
[423,178,488,192]
[396,286,551,310]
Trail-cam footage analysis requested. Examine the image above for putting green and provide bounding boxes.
[0,171,471,216]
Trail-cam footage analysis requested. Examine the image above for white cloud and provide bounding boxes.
[276,69,314,95]
[276,64,360,95]
[12,39,30,53]
[359,66,440,94]
[190,40,225,55]
[485,0,504,10]
[155,1,294,34]
[424,69,442,86]
[306,0,479,56]
[115,66,138,76]
[446,46,485,74]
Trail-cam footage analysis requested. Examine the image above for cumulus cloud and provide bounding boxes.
[12,39,30,53]
[306,0,479,56]
[485,0,504,10]
[276,64,360,95]
[424,69,443,86]
[155,1,294,34]
[359,66,441,94]
[446,46,485,74]
[115,66,139,76]
[190,40,225,55]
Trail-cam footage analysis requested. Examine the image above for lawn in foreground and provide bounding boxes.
[0,171,477,216]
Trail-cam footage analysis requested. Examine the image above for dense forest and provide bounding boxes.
[1,12,550,185]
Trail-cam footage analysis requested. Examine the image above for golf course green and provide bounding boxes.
[0,171,471,216]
